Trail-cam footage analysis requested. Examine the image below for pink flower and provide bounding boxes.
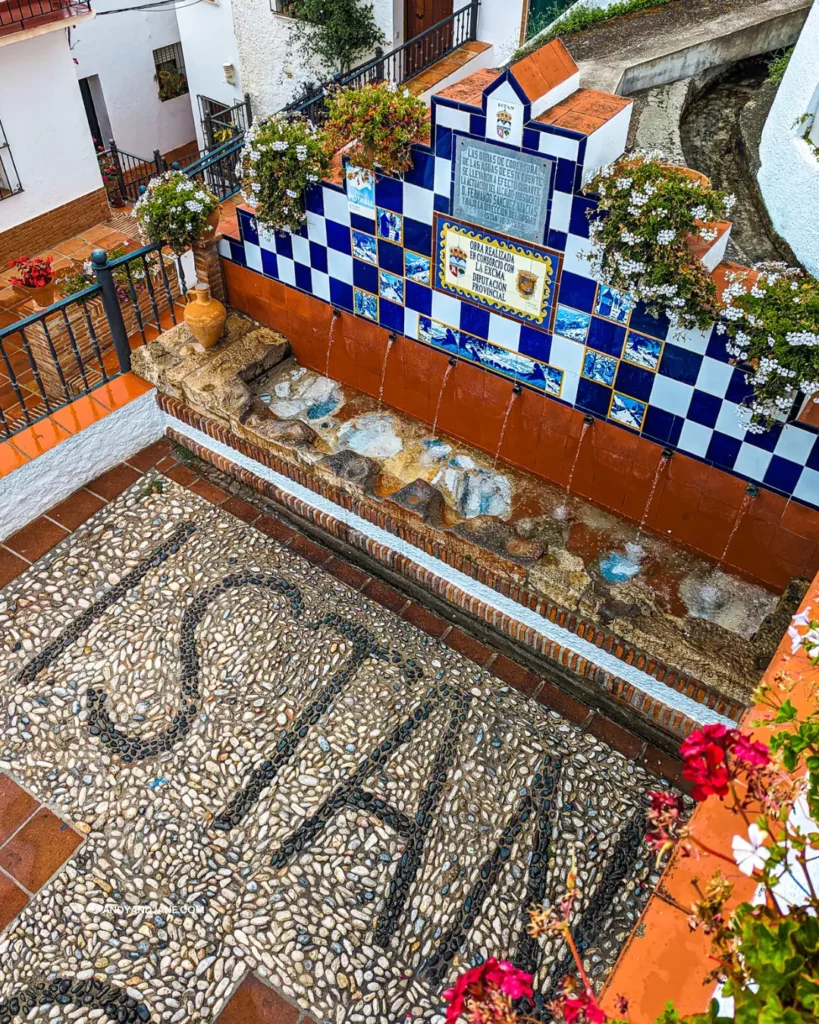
[732,733,770,767]
[557,990,608,1023]
[680,726,771,801]
[442,959,533,1023]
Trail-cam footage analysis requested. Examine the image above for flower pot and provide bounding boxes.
[27,281,57,309]
[198,206,222,242]
[184,282,226,348]
[660,164,710,188]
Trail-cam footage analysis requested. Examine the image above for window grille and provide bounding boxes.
[153,42,189,101]
[270,0,301,17]
[0,120,22,202]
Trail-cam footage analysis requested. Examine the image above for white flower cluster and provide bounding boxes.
[786,330,819,347]
[656,228,676,246]
[690,204,708,220]
[620,229,640,245]
[699,227,718,243]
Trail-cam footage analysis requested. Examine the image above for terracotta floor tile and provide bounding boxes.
[0,808,83,891]
[254,514,296,544]
[164,463,198,487]
[9,418,71,459]
[0,442,29,478]
[49,395,109,435]
[46,488,106,530]
[189,478,230,504]
[86,463,141,500]
[0,775,38,844]
[442,627,493,665]
[401,602,449,637]
[4,516,69,562]
[91,373,152,410]
[216,974,300,1024]
[0,872,29,932]
[221,496,260,524]
[126,438,173,473]
[0,548,28,587]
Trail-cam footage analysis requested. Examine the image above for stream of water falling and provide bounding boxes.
[325,314,339,378]
[493,388,519,470]
[377,336,395,409]
[565,420,591,494]
[719,491,754,564]
[636,456,668,539]
[431,360,456,438]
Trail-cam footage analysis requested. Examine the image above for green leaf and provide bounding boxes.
[775,699,799,723]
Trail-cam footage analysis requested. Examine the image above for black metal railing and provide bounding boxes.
[177,136,244,200]
[101,141,166,204]
[0,0,90,31]
[286,0,481,124]
[0,245,185,440]
[199,94,253,151]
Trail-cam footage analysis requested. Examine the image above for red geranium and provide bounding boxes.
[443,959,533,1023]
[9,255,54,289]
[680,725,771,802]
[552,987,608,1023]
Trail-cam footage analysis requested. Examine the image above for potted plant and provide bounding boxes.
[720,264,819,433]
[584,153,736,331]
[96,144,125,208]
[133,170,220,253]
[324,82,428,178]
[9,255,56,308]
[240,114,331,233]
[155,66,189,102]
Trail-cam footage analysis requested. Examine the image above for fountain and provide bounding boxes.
[566,415,594,494]
[378,333,397,409]
[637,449,672,538]
[493,383,521,469]
[431,357,457,439]
[325,308,342,378]
[718,482,758,565]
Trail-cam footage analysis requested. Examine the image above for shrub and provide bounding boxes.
[241,115,330,233]
[292,0,383,75]
[765,46,794,86]
[8,255,54,289]
[721,265,819,433]
[324,83,428,177]
[584,153,734,331]
[514,0,672,61]
[133,170,219,254]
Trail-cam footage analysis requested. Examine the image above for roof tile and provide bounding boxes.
[509,39,579,102]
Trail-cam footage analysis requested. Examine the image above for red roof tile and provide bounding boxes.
[536,88,632,135]
[436,67,500,106]
[510,39,578,102]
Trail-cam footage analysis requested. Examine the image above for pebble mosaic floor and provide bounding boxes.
[0,473,663,1023]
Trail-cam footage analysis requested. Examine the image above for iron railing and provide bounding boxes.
[101,140,166,204]
[0,0,90,31]
[198,94,253,151]
[0,245,185,440]
[286,0,481,124]
[176,136,245,200]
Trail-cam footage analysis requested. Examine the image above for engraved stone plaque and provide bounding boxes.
[453,135,554,244]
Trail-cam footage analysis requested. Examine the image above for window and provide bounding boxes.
[0,119,22,201]
[270,0,301,17]
[524,0,576,40]
[153,42,189,102]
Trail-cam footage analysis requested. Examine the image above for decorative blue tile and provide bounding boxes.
[586,317,625,358]
[555,158,575,193]
[379,298,405,333]
[238,209,258,246]
[725,367,754,405]
[658,343,702,386]
[557,271,596,314]
[629,303,669,341]
[274,231,293,261]
[326,220,352,254]
[294,262,312,293]
[378,240,404,276]
[547,229,567,252]
[329,278,353,312]
[706,431,741,469]
[309,242,328,275]
[404,150,435,190]
[305,184,324,216]
[614,361,653,402]
[705,325,731,361]
[573,163,585,194]
[405,281,432,316]
[518,325,552,362]
[435,127,453,159]
[687,389,721,428]
[744,422,782,451]
[806,436,819,472]
[460,303,490,340]
[576,377,612,417]
[434,193,451,215]
[404,217,433,257]
[642,406,683,446]
[375,174,403,213]
[470,114,487,136]
[261,248,278,279]
[351,211,376,234]
[569,196,595,239]
[353,260,378,293]
[765,455,802,494]
[523,127,541,152]
[228,239,246,267]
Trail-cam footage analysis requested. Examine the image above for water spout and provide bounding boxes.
[325,308,342,378]
[493,383,521,469]
[566,416,593,494]
[718,485,757,565]
[432,357,457,439]
[377,333,397,409]
[637,449,672,539]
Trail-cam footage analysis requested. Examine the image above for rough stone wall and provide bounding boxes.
[758,0,819,275]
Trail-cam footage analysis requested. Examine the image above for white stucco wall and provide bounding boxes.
[475,0,526,65]
[175,0,244,151]
[70,1,196,158]
[758,0,819,277]
[230,0,395,120]
[0,31,103,232]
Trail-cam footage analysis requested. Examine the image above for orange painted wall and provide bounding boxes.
[224,261,819,593]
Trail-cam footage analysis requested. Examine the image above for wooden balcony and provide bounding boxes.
[0,0,92,42]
